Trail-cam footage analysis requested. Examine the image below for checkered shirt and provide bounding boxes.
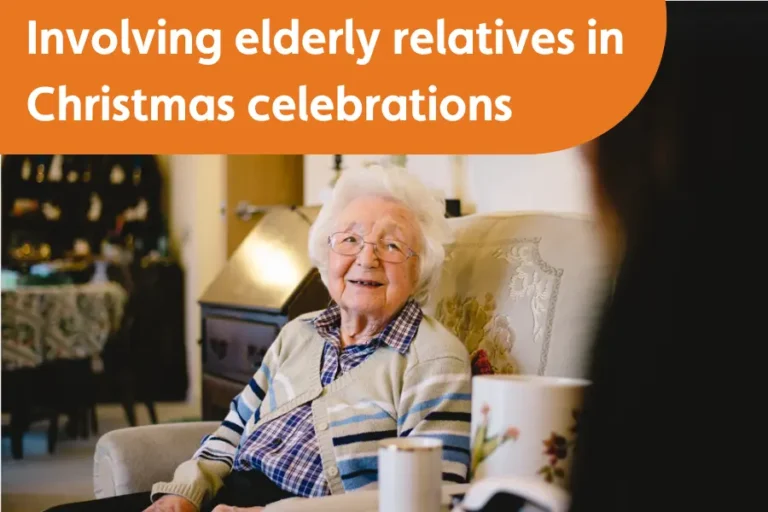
[232,298,423,497]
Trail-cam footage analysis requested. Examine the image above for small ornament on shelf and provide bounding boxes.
[133,161,142,185]
[21,158,32,180]
[49,155,63,182]
[87,193,102,222]
[110,163,125,184]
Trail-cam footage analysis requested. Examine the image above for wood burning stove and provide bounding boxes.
[198,206,330,420]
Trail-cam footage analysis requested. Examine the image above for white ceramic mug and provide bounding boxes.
[378,437,443,512]
[469,375,590,489]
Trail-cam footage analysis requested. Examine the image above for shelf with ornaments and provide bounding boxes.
[1,154,167,272]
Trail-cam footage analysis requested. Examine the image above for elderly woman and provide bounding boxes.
[47,165,472,512]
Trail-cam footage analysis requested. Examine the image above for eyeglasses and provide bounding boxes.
[328,232,417,264]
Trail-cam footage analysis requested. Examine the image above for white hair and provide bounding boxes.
[308,163,454,306]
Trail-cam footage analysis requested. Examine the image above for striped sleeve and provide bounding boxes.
[192,357,272,464]
[149,337,282,507]
[397,356,473,484]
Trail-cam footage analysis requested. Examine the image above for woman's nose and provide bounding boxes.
[357,242,380,267]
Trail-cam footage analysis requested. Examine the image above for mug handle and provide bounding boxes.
[451,475,570,512]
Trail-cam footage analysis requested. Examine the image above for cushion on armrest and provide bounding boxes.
[94,421,220,499]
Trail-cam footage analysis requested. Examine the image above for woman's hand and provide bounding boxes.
[143,495,198,512]
[211,506,264,511]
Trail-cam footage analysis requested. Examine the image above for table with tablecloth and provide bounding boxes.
[2,280,129,458]
[2,281,127,370]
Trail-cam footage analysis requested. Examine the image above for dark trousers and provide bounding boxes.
[43,470,299,512]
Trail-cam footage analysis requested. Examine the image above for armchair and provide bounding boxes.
[93,211,612,506]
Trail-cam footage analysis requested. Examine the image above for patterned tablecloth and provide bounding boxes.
[1,281,127,370]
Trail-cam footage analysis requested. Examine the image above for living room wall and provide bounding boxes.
[303,148,596,217]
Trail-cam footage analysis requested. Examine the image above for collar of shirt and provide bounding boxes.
[307,298,423,356]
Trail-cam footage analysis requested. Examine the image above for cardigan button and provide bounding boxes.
[327,466,339,477]
[317,422,329,431]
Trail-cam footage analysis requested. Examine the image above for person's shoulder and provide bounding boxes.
[273,310,324,352]
[408,312,470,365]
[286,310,324,328]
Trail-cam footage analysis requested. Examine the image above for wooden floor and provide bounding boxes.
[1,402,200,512]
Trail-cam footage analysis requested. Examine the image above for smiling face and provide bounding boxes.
[327,195,421,322]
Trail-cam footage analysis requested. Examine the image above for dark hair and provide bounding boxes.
[569,3,767,510]
[593,2,767,249]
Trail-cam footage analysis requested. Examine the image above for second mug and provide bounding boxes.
[469,374,590,488]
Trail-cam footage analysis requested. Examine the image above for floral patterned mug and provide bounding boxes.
[469,375,590,489]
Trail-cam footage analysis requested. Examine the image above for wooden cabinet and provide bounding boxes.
[199,205,330,421]
[224,155,304,257]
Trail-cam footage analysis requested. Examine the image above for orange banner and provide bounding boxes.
[0,0,667,154]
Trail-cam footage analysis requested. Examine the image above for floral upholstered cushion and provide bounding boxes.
[469,347,495,376]
[435,292,517,375]
[425,212,612,378]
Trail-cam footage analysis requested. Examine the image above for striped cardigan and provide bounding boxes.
[151,310,473,507]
